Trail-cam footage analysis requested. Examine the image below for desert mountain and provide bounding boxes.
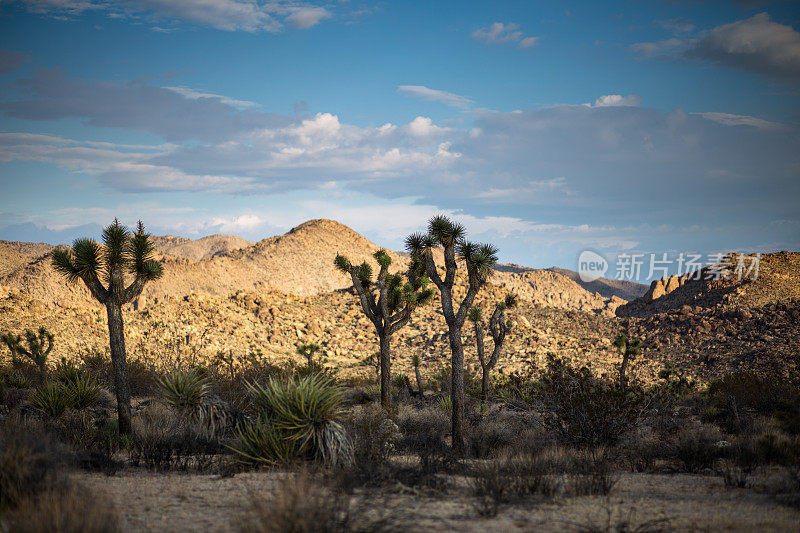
[0,219,627,316]
[150,234,253,261]
[0,240,56,277]
[616,252,800,318]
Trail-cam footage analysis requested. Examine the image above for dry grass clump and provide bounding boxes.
[237,471,391,533]
[3,486,120,533]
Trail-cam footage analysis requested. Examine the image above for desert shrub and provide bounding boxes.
[396,405,453,474]
[333,404,399,488]
[233,417,304,467]
[237,471,388,533]
[126,359,159,397]
[564,501,673,533]
[156,369,230,437]
[233,374,351,466]
[705,370,800,434]
[1,370,32,389]
[0,385,29,410]
[3,485,119,533]
[467,408,526,458]
[619,425,662,472]
[437,394,452,413]
[30,382,71,417]
[667,420,724,473]
[130,404,222,472]
[536,356,648,448]
[470,451,559,517]
[0,417,68,511]
[566,448,619,496]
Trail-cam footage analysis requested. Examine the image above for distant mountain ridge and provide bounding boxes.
[0,219,629,315]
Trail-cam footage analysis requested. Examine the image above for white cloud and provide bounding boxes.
[163,86,260,109]
[634,13,800,80]
[397,85,474,109]
[472,22,538,49]
[285,7,331,29]
[695,112,783,130]
[405,116,453,137]
[585,94,643,107]
[9,1,339,33]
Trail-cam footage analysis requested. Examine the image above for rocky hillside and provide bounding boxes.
[0,219,623,315]
[0,240,56,277]
[616,252,800,318]
[151,234,253,261]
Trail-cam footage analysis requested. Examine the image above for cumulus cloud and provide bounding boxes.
[471,22,538,49]
[397,85,474,109]
[634,13,800,80]
[7,0,338,32]
[585,94,643,107]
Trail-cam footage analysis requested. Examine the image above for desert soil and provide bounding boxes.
[74,469,800,532]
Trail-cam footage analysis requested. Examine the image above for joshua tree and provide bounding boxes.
[297,342,321,368]
[1,327,54,372]
[405,215,499,454]
[411,352,424,396]
[52,219,163,434]
[613,332,642,383]
[469,293,518,405]
[334,249,433,408]
[1,332,23,366]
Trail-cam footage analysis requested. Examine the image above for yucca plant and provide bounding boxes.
[438,395,453,413]
[1,371,31,389]
[613,332,642,383]
[237,374,351,466]
[157,369,209,411]
[233,417,304,466]
[406,214,499,453]
[30,382,70,417]
[334,249,433,409]
[52,219,163,435]
[63,372,102,409]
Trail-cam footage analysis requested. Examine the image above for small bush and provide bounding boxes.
[397,406,453,474]
[3,485,119,533]
[333,405,399,488]
[470,451,558,517]
[566,448,619,496]
[467,409,524,459]
[536,356,648,448]
[130,404,221,472]
[0,417,68,511]
[668,420,724,473]
[238,473,355,533]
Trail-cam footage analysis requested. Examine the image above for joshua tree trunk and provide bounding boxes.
[449,327,466,454]
[379,331,391,408]
[106,302,133,435]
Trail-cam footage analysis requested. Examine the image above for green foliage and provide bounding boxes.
[233,416,304,466]
[157,369,209,411]
[333,253,351,274]
[235,374,351,466]
[468,306,483,323]
[2,327,54,372]
[296,342,322,368]
[62,372,102,409]
[411,353,421,369]
[537,355,648,447]
[438,395,453,413]
[30,382,71,417]
[428,214,465,245]
[52,219,164,295]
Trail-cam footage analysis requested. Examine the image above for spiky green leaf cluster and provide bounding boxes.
[459,241,499,283]
[333,253,351,274]
[30,382,71,417]
[468,306,483,323]
[613,333,642,357]
[52,219,164,293]
[241,374,351,466]
[356,261,373,288]
[428,215,465,246]
[157,369,209,411]
[373,249,392,268]
[61,372,102,409]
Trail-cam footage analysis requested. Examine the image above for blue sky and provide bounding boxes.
[0,0,798,279]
